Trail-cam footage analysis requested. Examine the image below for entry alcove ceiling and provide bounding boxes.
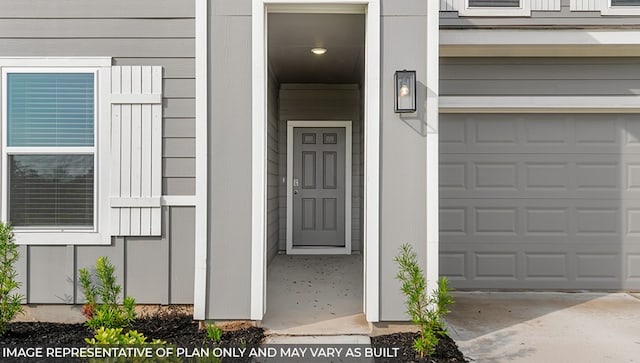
[268,13,365,84]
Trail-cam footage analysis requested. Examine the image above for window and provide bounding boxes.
[601,0,640,13]
[458,0,530,16]
[1,58,112,245]
[611,0,640,5]
[6,72,96,229]
[468,0,520,7]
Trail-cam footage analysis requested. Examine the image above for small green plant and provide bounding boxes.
[206,323,223,343]
[79,256,136,329]
[85,326,165,345]
[0,223,23,335]
[395,243,454,358]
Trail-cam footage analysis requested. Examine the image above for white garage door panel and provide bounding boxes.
[440,114,640,290]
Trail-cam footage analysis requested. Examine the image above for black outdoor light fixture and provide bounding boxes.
[394,70,416,113]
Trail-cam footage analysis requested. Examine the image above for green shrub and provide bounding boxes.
[85,327,165,345]
[395,243,454,357]
[0,223,23,335]
[79,257,136,329]
[206,323,223,343]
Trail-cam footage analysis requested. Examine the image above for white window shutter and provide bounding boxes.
[110,66,163,236]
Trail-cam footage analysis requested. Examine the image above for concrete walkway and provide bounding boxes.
[261,254,369,335]
[446,292,640,363]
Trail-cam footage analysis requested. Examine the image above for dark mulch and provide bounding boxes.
[371,332,468,363]
[0,313,466,363]
[0,314,264,348]
[0,313,264,363]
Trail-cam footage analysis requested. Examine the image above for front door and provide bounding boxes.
[287,122,351,254]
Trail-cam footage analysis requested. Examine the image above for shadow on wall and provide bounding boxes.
[398,81,428,137]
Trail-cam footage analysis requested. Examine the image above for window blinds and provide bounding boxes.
[7,73,95,147]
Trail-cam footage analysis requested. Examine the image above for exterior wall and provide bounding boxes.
[17,207,195,304]
[379,0,431,320]
[0,0,196,304]
[207,0,253,319]
[267,69,280,263]
[440,57,640,97]
[441,0,640,27]
[278,84,363,253]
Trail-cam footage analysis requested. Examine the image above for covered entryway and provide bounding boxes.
[253,3,376,328]
[440,113,640,289]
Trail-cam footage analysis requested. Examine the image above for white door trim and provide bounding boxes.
[251,0,380,322]
[286,121,352,255]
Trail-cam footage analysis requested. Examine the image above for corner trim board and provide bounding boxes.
[193,0,208,320]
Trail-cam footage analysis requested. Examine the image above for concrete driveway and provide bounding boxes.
[446,292,640,363]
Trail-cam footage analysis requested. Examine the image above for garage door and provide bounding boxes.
[440,113,640,290]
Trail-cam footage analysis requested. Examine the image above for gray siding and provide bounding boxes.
[441,57,640,97]
[1,0,196,305]
[441,0,640,28]
[208,1,253,319]
[0,0,196,196]
[278,84,363,253]
[379,2,430,321]
[267,69,280,263]
[19,207,194,304]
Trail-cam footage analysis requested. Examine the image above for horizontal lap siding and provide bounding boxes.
[3,0,196,304]
[441,57,640,97]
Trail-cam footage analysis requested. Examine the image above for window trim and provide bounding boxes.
[457,0,531,16]
[0,59,112,245]
[600,0,640,14]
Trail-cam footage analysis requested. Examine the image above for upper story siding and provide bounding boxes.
[441,0,640,28]
[0,0,196,196]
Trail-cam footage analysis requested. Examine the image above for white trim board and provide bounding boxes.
[439,96,640,113]
[426,0,440,299]
[286,121,352,256]
[251,0,380,322]
[193,0,208,321]
[440,29,640,57]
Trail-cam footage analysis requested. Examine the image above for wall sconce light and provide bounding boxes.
[394,70,416,113]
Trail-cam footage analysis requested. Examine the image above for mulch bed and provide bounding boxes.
[0,314,264,348]
[0,313,467,362]
[371,332,468,363]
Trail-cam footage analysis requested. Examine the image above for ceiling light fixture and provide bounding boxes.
[311,47,327,55]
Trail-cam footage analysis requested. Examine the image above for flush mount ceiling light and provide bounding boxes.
[310,47,327,55]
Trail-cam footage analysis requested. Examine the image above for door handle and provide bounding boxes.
[294,190,299,195]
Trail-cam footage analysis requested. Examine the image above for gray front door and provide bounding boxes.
[293,127,345,247]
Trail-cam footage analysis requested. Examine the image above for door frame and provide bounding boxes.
[286,121,352,255]
[251,0,380,321]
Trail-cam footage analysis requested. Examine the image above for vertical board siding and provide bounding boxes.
[110,66,163,236]
[0,0,196,305]
[532,0,561,11]
[570,0,600,11]
[441,0,456,11]
[24,207,194,305]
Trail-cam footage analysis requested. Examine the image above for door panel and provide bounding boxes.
[293,127,345,246]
